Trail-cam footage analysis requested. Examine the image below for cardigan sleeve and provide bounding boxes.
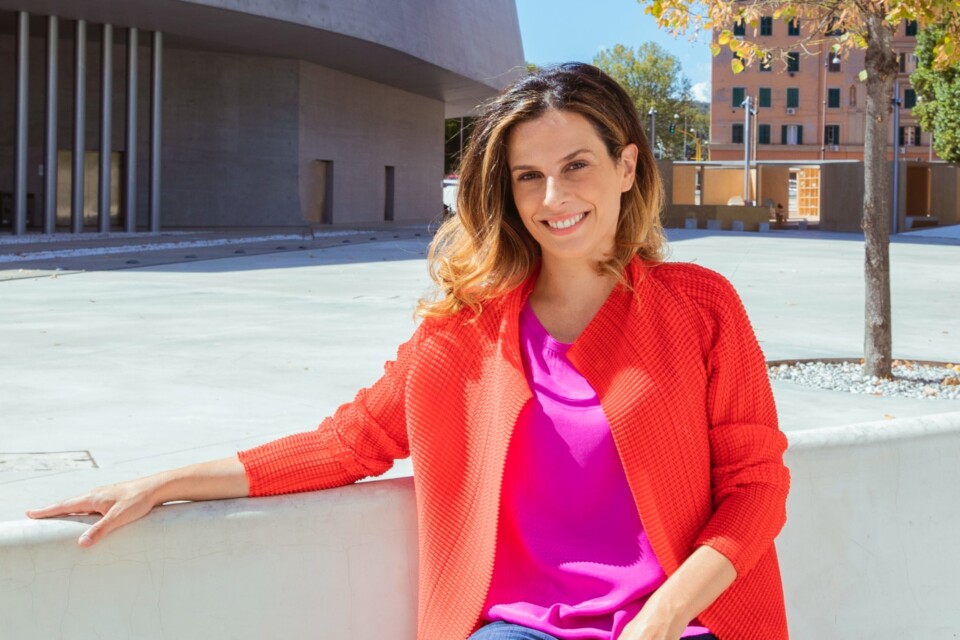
[236,323,427,497]
[692,274,790,578]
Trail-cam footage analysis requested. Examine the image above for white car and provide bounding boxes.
[442,177,458,215]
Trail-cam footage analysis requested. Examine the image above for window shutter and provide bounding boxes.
[732,87,745,107]
[797,126,803,145]
[759,88,771,107]
[781,125,787,145]
[915,126,922,145]
[899,127,905,146]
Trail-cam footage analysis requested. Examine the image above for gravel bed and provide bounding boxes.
[768,360,960,400]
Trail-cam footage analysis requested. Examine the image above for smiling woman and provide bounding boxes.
[420,63,666,320]
[28,63,789,640]
[507,110,637,269]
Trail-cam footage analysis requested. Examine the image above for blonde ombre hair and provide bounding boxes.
[417,63,666,319]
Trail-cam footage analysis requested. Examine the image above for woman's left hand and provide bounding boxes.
[616,545,736,640]
[615,595,686,640]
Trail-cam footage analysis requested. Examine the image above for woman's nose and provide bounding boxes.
[542,176,567,209]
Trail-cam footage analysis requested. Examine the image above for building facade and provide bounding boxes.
[0,1,525,235]
[710,17,933,162]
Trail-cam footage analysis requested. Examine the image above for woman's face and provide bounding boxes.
[506,109,638,267]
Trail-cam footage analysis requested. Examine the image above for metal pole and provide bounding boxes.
[683,114,688,161]
[72,19,87,234]
[149,31,163,232]
[743,96,752,205]
[647,108,656,156]
[820,55,827,160]
[44,16,59,234]
[891,80,901,235]
[14,11,30,236]
[125,27,138,232]
[99,24,113,233]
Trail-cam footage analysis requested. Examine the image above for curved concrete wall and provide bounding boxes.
[3,413,957,639]
[182,0,525,91]
[0,0,525,114]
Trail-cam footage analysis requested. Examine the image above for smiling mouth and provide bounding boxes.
[545,212,587,230]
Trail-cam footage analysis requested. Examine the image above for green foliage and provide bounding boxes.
[593,43,708,159]
[912,23,960,162]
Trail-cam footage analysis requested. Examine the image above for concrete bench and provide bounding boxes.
[664,204,773,232]
[3,412,959,639]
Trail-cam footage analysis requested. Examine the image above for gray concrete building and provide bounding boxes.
[0,1,525,234]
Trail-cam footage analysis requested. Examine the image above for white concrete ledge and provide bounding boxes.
[0,479,418,640]
[780,412,960,638]
[2,413,959,639]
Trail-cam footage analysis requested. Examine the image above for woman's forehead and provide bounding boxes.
[506,110,604,165]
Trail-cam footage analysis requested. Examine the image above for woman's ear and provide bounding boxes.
[619,144,639,193]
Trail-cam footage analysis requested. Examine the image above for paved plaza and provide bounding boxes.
[2,224,959,522]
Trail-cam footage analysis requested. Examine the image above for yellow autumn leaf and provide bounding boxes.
[858,69,868,82]
[710,42,721,56]
[718,30,732,45]
[732,58,745,74]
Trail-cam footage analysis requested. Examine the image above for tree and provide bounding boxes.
[444,117,476,175]
[639,0,960,378]
[593,43,709,159]
[912,22,960,162]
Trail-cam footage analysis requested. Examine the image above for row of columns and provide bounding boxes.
[11,11,163,236]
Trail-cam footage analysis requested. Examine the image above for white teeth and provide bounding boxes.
[546,213,585,230]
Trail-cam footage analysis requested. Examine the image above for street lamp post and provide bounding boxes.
[648,108,657,156]
[892,80,901,234]
[821,51,841,160]
[741,96,755,205]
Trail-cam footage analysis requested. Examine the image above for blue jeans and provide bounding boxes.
[467,622,560,640]
[468,621,719,640]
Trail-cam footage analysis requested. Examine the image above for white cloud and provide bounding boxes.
[691,81,711,103]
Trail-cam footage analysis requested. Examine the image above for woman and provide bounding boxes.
[28,63,789,640]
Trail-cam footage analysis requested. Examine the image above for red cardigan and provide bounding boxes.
[238,258,791,640]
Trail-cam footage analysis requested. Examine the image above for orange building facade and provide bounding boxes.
[710,18,936,162]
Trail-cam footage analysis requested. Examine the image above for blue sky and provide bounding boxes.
[515,0,713,101]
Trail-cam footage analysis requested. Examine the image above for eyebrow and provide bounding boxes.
[510,148,595,172]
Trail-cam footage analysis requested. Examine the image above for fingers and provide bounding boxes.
[25,492,120,548]
[26,481,159,548]
[78,514,115,547]
[26,495,104,519]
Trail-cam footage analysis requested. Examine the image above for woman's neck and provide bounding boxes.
[528,257,618,343]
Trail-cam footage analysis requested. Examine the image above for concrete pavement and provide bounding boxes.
[2,224,958,522]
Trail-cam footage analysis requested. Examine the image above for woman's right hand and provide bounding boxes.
[26,476,163,547]
[25,456,250,548]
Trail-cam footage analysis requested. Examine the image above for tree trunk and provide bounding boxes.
[861,13,898,379]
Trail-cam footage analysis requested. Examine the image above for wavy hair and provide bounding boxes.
[417,62,666,319]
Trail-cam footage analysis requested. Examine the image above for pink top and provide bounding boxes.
[482,302,711,639]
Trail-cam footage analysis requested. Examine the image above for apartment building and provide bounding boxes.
[711,17,934,161]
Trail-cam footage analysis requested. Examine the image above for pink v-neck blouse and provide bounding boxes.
[482,302,711,639]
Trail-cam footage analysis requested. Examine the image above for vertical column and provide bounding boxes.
[124,27,138,233]
[43,16,59,234]
[14,11,30,236]
[149,31,163,232]
[72,19,87,234]
[98,23,113,233]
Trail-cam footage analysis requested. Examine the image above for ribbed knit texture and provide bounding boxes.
[237,258,791,640]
